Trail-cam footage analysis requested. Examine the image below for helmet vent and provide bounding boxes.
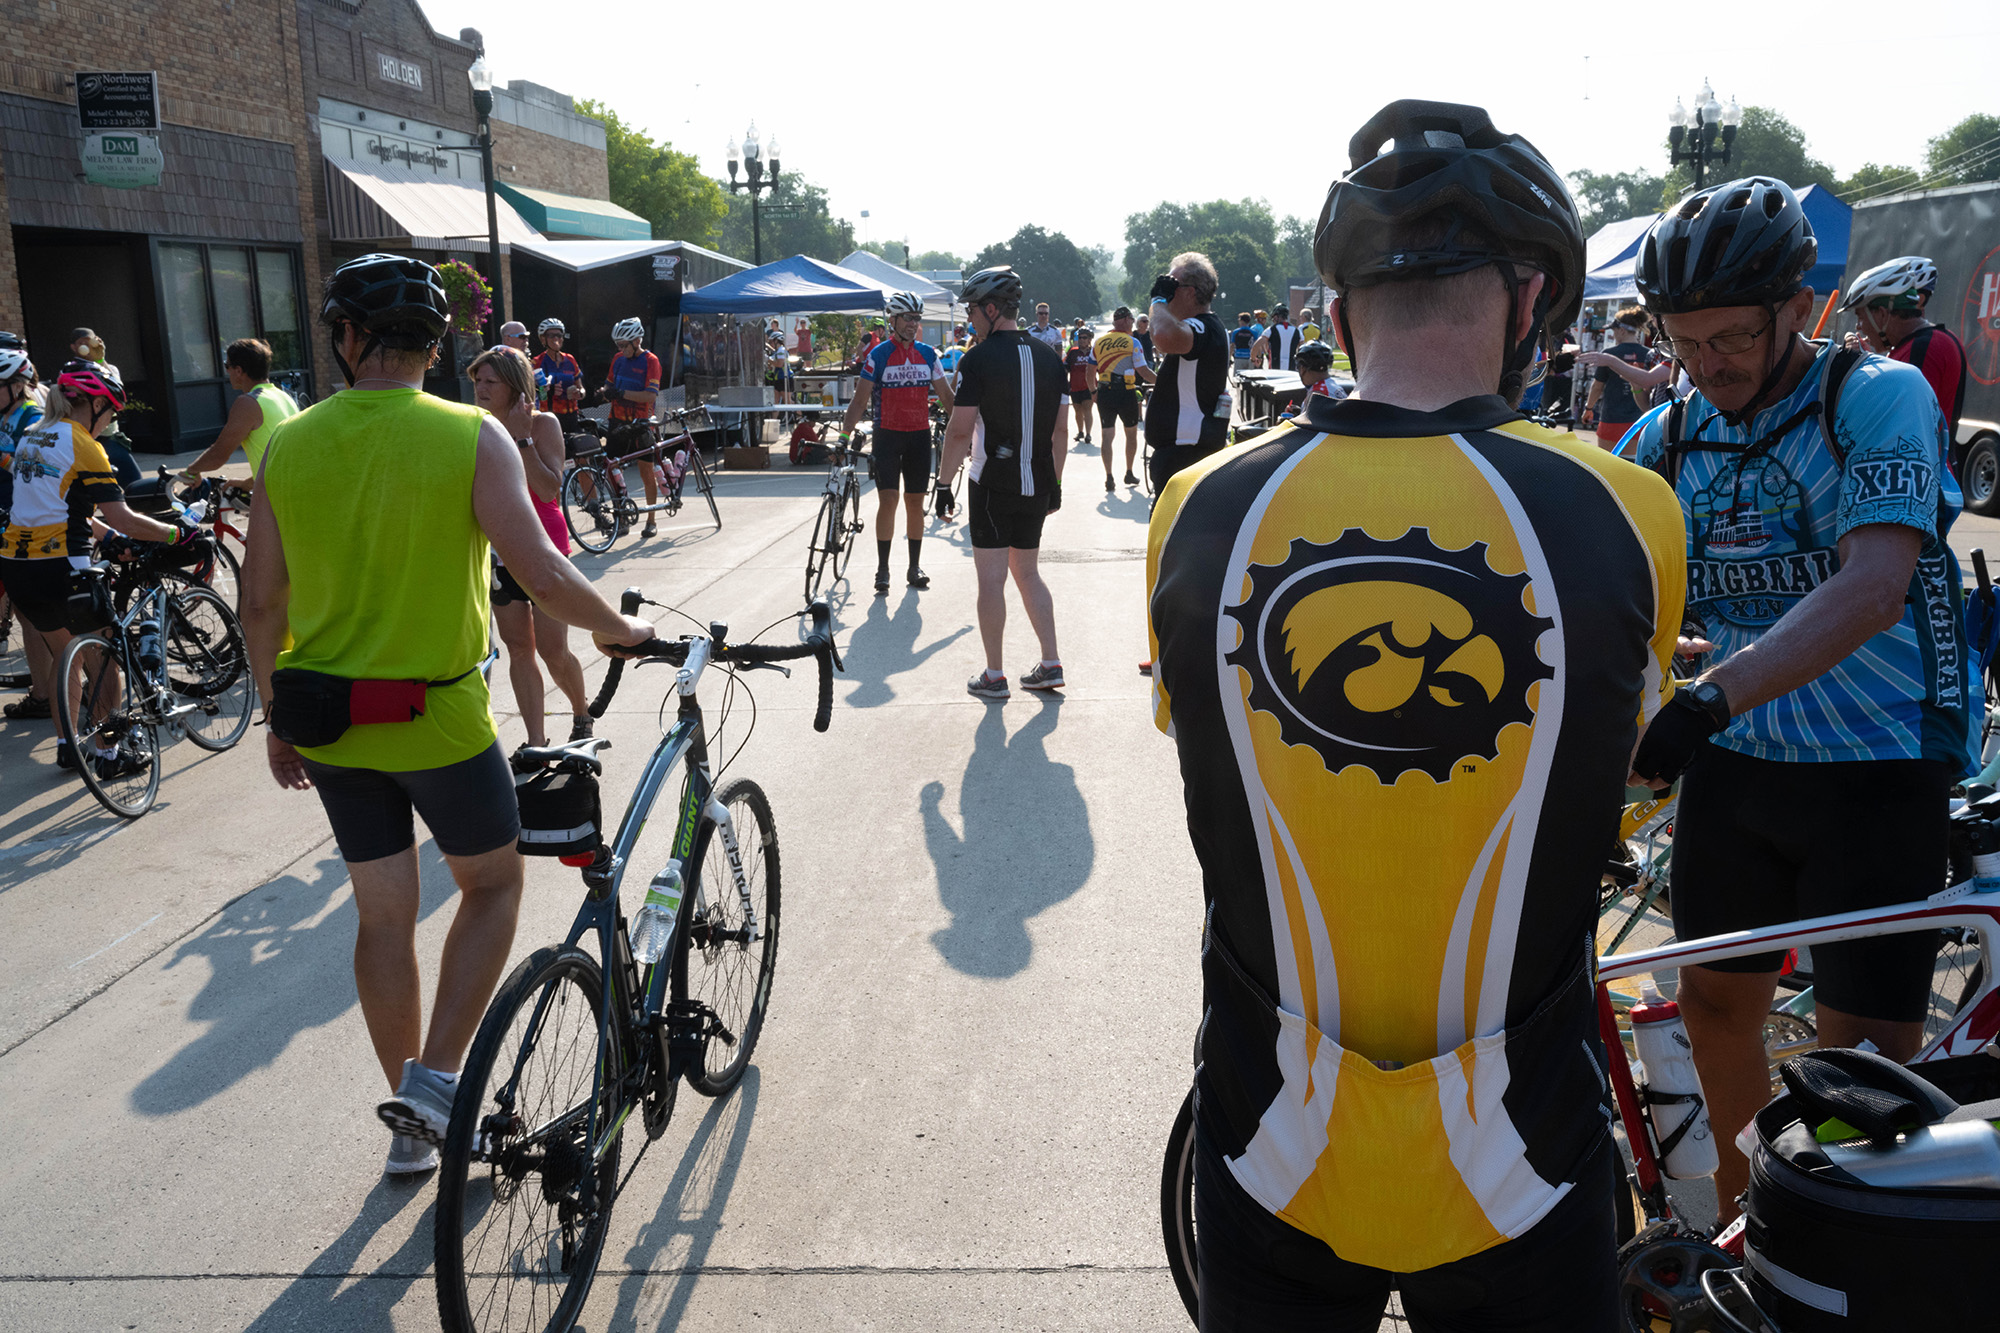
[1763,189,1785,219]
[1422,130,1466,149]
[1725,188,1753,213]
[1677,194,1707,221]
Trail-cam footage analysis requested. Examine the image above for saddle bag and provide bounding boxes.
[1742,1048,2000,1330]
[514,764,603,858]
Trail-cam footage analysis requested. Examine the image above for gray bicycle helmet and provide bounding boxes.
[612,317,646,343]
[1635,176,1815,316]
[1314,100,1584,403]
[961,266,1023,307]
[537,316,567,337]
[1839,255,1937,314]
[885,290,925,317]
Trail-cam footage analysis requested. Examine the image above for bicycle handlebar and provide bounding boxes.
[588,591,837,732]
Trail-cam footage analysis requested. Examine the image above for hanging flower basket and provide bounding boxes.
[437,260,492,341]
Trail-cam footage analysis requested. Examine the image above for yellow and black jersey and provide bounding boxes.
[2,418,122,562]
[1146,392,1685,1272]
[1093,330,1147,388]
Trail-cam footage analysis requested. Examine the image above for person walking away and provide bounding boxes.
[241,254,654,1177]
[498,321,529,353]
[1841,256,1968,475]
[603,317,663,537]
[1624,178,1975,1222]
[841,291,954,593]
[179,339,299,487]
[1094,307,1155,489]
[1026,302,1065,355]
[1580,305,1657,450]
[1297,306,1323,343]
[466,346,593,759]
[1,361,196,747]
[1231,312,1256,376]
[1252,304,1300,371]
[936,267,1067,699]
[1143,253,1231,494]
[1151,99,1681,1330]
[1065,328,1097,445]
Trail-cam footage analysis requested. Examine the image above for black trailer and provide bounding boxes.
[1844,182,2000,512]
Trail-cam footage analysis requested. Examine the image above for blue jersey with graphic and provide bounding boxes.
[1626,343,1974,769]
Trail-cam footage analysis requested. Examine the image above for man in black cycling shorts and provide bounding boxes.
[1148,101,1685,1331]
[1092,307,1154,491]
[841,290,954,593]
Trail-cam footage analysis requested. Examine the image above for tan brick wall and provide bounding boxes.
[491,119,609,200]
[0,151,21,335]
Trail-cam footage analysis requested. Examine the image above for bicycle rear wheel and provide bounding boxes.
[1927,928,1986,1047]
[203,540,241,611]
[1160,1087,1197,1325]
[843,473,863,559]
[561,465,620,554]
[0,594,28,688]
[162,586,252,751]
[690,449,720,531]
[435,945,622,1333]
[675,777,780,1096]
[805,494,840,602]
[57,634,160,819]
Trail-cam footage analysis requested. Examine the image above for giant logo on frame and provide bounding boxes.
[1225,529,1552,783]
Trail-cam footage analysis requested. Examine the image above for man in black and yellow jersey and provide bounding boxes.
[1148,102,1686,1330]
[1093,306,1155,491]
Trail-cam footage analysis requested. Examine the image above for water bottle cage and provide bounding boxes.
[1644,1086,1708,1159]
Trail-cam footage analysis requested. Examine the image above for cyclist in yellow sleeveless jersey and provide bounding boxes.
[1147,102,1685,1331]
[179,338,298,486]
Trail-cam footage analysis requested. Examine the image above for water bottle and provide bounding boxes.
[628,865,684,966]
[1970,818,2000,892]
[1630,979,1720,1178]
[135,617,164,677]
[1822,1120,2000,1189]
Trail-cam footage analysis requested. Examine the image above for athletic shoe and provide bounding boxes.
[377,1058,457,1146]
[1020,663,1065,692]
[385,1132,439,1176]
[1105,475,1115,493]
[874,569,890,594]
[54,739,77,771]
[568,714,594,742]
[1124,471,1140,486]
[966,671,1009,700]
[3,693,51,720]
[1138,661,1153,677]
[907,568,931,589]
[640,520,658,539]
[93,746,147,780]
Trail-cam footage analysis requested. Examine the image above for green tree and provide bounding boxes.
[1120,199,1280,305]
[576,100,726,245]
[1924,113,2000,187]
[1837,161,1922,201]
[718,175,857,265]
[1567,168,1668,234]
[1274,215,1316,293]
[969,225,1100,318]
[1185,234,1275,314]
[909,249,966,272]
[1662,105,1837,201]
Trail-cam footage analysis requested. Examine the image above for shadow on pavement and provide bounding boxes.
[129,843,453,1116]
[599,1065,762,1332]
[841,591,972,708]
[921,700,1092,978]
[241,1176,437,1333]
[1094,485,1154,523]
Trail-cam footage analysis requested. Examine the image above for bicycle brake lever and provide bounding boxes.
[736,661,792,678]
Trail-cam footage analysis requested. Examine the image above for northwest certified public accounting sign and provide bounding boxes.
[81,133,164,189]
[75,71,161,130]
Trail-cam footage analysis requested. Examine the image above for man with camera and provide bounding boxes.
[1142,254,1231,494]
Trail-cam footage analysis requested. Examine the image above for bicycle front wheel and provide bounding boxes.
[676,777,780,1096]
[1160,1087,1198,1325]
[691,449,720,531]
[163,586,253,751]
[435,945,622,1333]
[805,494,839,603]
[204,539,242,611]
[57,634,160,819]
[842,473,863,558]
[561,465,620,555]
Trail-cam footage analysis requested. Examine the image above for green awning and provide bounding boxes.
[495,182,651,241]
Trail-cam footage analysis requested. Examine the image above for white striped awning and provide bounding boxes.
[324,154,541,250]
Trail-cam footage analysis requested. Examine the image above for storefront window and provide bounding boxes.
[161,242,217,381]
[211,247,259,351]
[256,250,302,370]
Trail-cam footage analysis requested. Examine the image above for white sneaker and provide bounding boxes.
[376,1058,457,1146]
[385,1132,439,1175]
[966,671,1009,700]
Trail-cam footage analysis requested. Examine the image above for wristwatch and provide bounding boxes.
[1679,678,1730,731]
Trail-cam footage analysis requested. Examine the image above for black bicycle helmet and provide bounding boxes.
[961,266,1023,307]
[1314,100,1584,402]
[320,253,450,347]
[1296,340,1336,373]
[1635,176,1815,315]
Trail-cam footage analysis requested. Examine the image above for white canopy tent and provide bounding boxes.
[837,250,957,324]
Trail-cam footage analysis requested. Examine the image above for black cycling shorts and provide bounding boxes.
[1098,385,1141,427]
[0,556,81,633]
[870,427,932,493]
[1670,743,1950,1022]
[1070,387,1094,404]
[491,561,530,608]
[1193,1114,1617,1332]
[966,479,1049,550]
[300,741,520,864]
[1148,436,1225,494]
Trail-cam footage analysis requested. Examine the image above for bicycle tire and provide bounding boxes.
[1928,928,1986,1048]
[0,594,27,689]
[202,539,241,612]
[57,633,160,819]
[561,465,620,554]
[1141,444,1155,500]
[435,945,621,1333]
[691,449,721,531]
[162,586,252,751]
[805,494,839,603]
[842,472,863,560]
[1160,1086,1198,1325]
[675,776,780,1097]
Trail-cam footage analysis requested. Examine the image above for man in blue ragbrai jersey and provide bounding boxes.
[1624,176,1975,1220]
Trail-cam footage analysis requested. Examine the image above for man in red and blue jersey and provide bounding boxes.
[535,318,583,432]
[1842,256,1969,474]
[841,292,954,593]
[603,316,663,537]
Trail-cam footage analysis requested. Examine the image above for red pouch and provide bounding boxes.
[349,678,428,725]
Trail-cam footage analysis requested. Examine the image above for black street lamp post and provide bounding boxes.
[725,123,781,266]
[468,51,504,346]
[1667,80,1743,193]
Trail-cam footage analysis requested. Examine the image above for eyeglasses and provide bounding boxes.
[1660,319,1773,361]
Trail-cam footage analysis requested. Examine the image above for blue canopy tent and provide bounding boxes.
[1794,185,1851,299]
[678,253,897,316]
[1578,187,1852,307]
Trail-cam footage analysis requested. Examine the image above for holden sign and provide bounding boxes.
[81,132,164,189]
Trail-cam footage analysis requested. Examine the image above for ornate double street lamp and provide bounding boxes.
[468,49,504,346]
[1667,80,1743,192]
[725,124,782,266]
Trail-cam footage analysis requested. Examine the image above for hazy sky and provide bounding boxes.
[425,0,1998,264]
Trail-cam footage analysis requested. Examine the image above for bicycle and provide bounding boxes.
[123,469,243,609]
[803,436,865,602]
[54,552,253,818]
[561,410,720,555]
[270,369,314,408]
[431,593,839,1333]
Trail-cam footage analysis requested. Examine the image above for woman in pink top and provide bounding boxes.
[468,346,592,757]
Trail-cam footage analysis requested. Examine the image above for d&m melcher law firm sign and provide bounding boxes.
[75,70,164,189]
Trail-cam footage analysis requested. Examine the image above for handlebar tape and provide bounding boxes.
[1976,549,1991,598]
[808,599,834,733]
[588,587,648,719]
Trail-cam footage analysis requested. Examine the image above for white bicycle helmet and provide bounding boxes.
[538,317,567,337]
[885,291,924,318]
[612,317,646,343]
[0,347,29,380]
[1839,256,1938,313]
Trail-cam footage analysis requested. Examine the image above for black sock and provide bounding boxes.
[907,537,922,571]
[877,539,892,571]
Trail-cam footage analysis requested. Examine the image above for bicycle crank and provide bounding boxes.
[1617,1225,1738,1332]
